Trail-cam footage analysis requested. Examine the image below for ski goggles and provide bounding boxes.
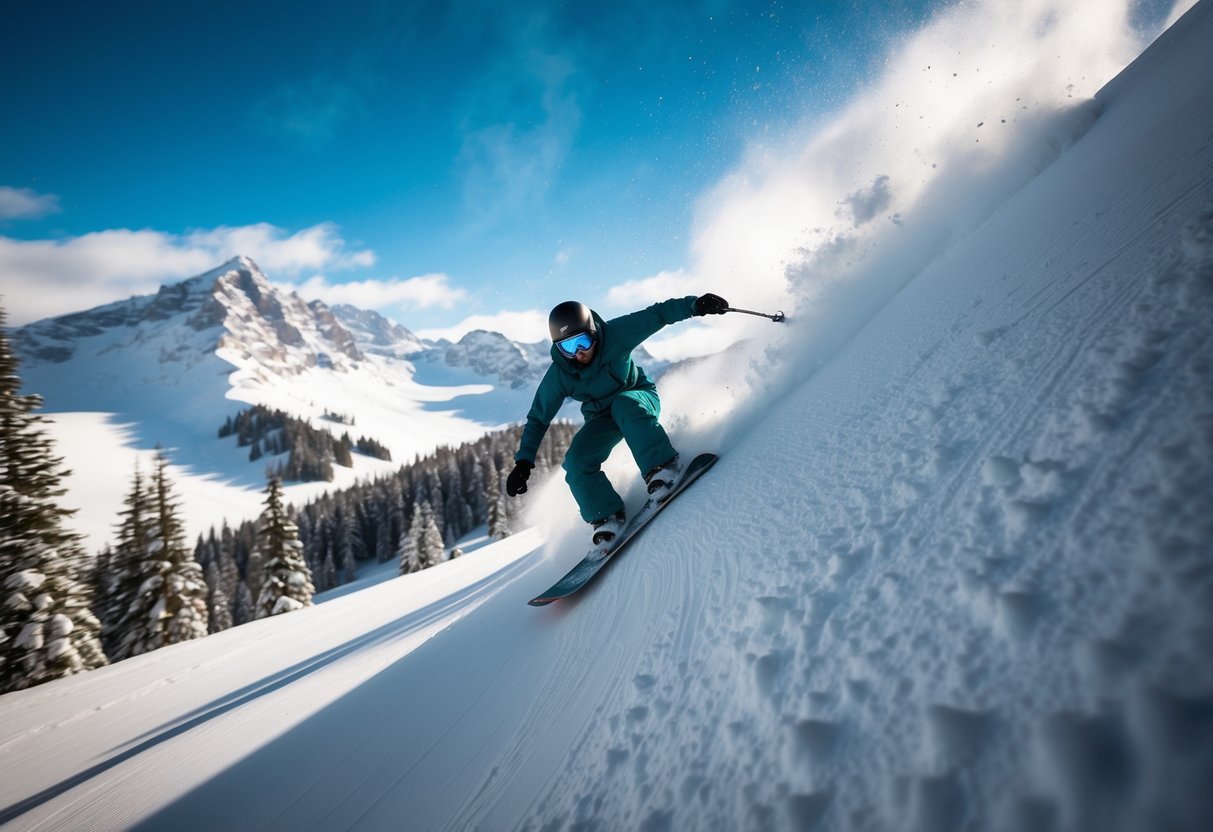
[555,331,595,357]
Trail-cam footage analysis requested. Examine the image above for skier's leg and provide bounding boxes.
[611,389,677,475]
[563,416,626,522]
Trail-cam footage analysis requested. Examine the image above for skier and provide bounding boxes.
[505,293,729,549]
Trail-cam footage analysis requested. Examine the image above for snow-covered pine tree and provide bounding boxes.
[204,561,228,633]
[333,504,358,583]
[0,309,106,691]
[100,463,155,658]
[491,470,514,540]
[253,477,314,618]
[486,468,506,540]
[111,455,208,657]
[418,505,446,569]
[398,502,425,575]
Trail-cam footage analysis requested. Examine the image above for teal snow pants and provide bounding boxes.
[563,389,677,523]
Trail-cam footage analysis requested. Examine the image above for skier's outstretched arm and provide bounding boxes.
[609,294,728,353]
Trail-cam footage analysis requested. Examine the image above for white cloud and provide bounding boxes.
[185,223,375,275]
[0,186,61,220]
[416,309,549,344]
[605,269,698,310]
[291,273,467,312]
[0,222,374,325]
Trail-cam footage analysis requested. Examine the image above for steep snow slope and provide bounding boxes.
[3,5,1213,832]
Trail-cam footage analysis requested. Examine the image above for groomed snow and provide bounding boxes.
[3,2,1213,831]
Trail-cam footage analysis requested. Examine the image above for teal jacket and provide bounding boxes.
[515,296,698,463]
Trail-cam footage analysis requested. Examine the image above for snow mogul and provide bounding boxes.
[505,294,728,548]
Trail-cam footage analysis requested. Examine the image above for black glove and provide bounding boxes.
[506,460,534,496]
[693,293,729,316]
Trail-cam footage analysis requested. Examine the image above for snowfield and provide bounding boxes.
[3,1,1213,831]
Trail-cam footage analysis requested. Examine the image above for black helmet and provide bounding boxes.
[548,301,597,342]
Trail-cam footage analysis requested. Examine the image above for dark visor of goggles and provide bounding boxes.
[556,331,594,357]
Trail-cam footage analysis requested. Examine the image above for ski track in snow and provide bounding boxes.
[4,4,1213,832]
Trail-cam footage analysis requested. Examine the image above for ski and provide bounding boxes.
[527,452,719,606]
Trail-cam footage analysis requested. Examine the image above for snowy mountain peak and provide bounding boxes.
[206,260,364,372]
[329,304,424,358]
[439,330,550,390]
[14,257,364,374]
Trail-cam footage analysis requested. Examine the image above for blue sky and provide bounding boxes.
[0,0,1186,347]
[0,1,938,326]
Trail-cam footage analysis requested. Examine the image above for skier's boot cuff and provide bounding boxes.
[644,454,682,502]
[591,509,626,546]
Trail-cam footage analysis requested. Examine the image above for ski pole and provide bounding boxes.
[725,306,786,323]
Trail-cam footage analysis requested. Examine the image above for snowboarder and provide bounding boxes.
[505,294,729,548]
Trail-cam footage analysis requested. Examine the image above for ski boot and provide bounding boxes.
[644,455,682,504]
[587,509,626,560]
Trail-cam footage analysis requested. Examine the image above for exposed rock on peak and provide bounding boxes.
[15,257,364,373]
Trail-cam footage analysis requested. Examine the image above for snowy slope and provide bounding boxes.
[3,4,1213,832]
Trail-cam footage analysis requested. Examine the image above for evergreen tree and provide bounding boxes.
[111,455,208,657]
[486,469,506,540]
[491,474,512,540]
[374,512,393,564]
[334,506,358,583]
[253,477,315,618]
[232,580,255,626]
[320,546,338,591]
[333,433,354,468]
[204,562,226,633]
[418,505,446,569]
[100,464,154,657]
[195,522,239,633]
[0,310,106,690]
[92,544,112,620]
[245,547,265,607]
[466,456,487,523]
[215,526,239,631]
[398,503,425,575]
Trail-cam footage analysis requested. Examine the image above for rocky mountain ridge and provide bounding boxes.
[13,257,560,391]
